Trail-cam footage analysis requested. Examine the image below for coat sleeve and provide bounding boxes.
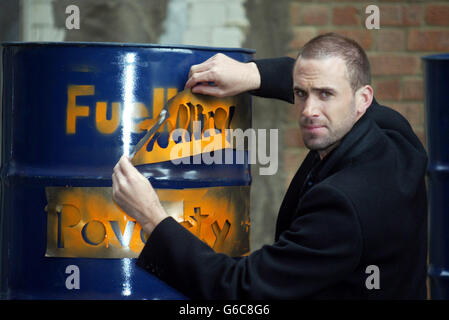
[136,183,363,299]
[251,57,295,104]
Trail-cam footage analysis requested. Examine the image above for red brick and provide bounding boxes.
[369,54,421,76]
[373,78,401,101]
[425,4,449,26]
[379,5,402,26]
[389,102,424,126]
[333,6,360,26]
[403,5,423,26]
[289,28,317,50]
[379,5,422,26]
[301,5,329,25]
[284,127,305,148]
[290,2,301,26]
[403,77,424,101]
[318,28,373,50]
[376,29,405,51]
[408,30,449,52]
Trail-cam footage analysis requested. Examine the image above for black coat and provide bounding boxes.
[137,57,428,299]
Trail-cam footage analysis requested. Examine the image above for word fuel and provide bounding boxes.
[65,85,278,175]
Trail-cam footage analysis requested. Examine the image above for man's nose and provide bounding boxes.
[301,97,319,118]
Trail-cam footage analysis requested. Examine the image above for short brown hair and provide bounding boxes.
[297,33,371,92]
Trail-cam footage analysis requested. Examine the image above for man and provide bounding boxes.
[112,33,428,299]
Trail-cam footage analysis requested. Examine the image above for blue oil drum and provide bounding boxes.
[0,42,254,299]
[423,53,449,299]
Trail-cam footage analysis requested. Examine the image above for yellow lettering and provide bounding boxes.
[57,204,81,248]
[95,101,120,134]
[131,102,150,133]
[167,88,178,100]
[45,186,249,258]
[82,220,107,246]
[66,85,94,134]
[151,87,178,118]
[152,88,165,119]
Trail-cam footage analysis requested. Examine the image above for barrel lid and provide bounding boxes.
[422,53,449,60]
[1,41,255,54]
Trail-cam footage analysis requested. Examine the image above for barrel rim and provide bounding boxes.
[0,41,256,54]
[422,53,449,60]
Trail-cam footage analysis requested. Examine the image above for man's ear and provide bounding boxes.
[355,85,374,119]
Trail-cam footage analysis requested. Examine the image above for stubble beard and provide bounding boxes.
[301,100,357,157]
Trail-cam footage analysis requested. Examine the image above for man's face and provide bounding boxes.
[293,56,360,159]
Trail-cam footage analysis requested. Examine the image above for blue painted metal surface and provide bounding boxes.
[0,42,254,299]
[423,53,449,300]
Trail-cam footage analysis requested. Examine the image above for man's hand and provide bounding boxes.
[112,155,168,236]
[185,53,261,97]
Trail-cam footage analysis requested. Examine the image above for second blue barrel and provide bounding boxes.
[424,53,449,300]
[0,42,254,299]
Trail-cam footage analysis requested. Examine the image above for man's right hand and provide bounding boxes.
[185,53,261,98]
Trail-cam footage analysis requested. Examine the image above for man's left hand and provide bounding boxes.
[112,155,168,236]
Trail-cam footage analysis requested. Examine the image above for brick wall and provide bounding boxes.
[285,0,449,186]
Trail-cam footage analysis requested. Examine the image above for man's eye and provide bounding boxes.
[296,90,307,98]
[320,91,332,99]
